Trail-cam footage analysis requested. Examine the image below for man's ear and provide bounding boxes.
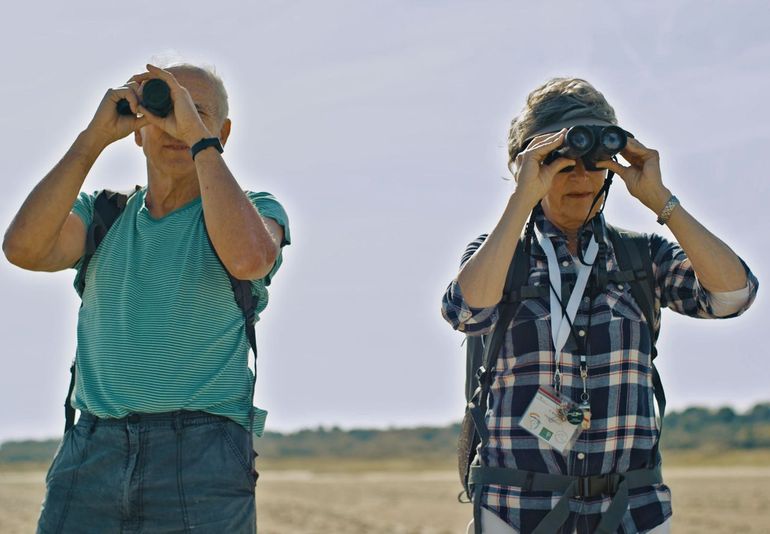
[219,118,231,146]
[134,129,143,147]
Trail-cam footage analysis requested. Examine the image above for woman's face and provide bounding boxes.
[540,158,607,233]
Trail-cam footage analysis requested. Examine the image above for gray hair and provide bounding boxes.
[507,78,617,168]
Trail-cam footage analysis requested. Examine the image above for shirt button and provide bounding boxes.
[583,296,591,304]
[578,330,586,337]
[562,260,570,267]
[617,284,625,290]
[577,452,586,460]
[460,311,472,321]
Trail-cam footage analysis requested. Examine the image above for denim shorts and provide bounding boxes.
[37,410,257,534]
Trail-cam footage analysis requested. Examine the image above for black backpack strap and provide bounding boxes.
[75,187,140,297]
[458,237,543,497]
[466,237,549,531]
[606,226,658,346]
[66,186,141,433]
[230,275,259,435]
[478,238,534,416]
[205,232,260,434]
[64,360,78,433]
[462,234,550,402]
[461,274,550,403]
[605,224,665,466]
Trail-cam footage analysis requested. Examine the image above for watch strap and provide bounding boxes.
[190,137,224,160]
[656,195,680,225]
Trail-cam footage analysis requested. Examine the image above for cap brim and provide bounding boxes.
[527,117,616,138]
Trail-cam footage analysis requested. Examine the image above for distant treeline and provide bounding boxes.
[662,403,770,449]
[2,403,769,464]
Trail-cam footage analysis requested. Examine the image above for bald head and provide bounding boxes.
[165,63,229,127]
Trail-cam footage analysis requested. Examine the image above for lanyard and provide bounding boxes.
[534,227,598,390]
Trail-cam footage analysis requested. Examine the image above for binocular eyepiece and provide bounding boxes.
[116,79,173,118]
[543,125,629,171]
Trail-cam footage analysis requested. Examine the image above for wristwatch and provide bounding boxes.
[190,137,224,160]
[656,195,680,225]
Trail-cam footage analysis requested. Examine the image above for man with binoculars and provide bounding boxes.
[4,62,290,533]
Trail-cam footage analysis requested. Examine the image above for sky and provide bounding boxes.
[1,0,768,443]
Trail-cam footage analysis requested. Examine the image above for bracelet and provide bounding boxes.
[656,195,680,225]
[190,137,223,160]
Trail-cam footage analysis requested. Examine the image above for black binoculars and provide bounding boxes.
[544,125,629,171]
[116,79,173,118]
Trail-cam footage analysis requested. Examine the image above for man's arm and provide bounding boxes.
[3,82,147,271]
[195,149,283,280]
[3,133,97,271]
[134,64,282,280]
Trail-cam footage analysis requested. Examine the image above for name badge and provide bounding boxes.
[519,386,582,454]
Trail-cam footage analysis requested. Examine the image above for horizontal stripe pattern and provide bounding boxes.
[70,188,289,435]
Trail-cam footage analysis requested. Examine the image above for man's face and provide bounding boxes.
[541,158,607,232]
[134,68,228,179]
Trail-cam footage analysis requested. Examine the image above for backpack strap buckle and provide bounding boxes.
[577,474,620,498]
[475,366,491,387]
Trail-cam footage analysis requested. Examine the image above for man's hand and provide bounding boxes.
[512,129,576,207]
[84,81,148,149]
[129,64,212,146]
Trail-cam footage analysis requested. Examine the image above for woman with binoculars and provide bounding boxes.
[442,78,758,533]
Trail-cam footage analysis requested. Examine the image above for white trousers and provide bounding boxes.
[466,508,672,534]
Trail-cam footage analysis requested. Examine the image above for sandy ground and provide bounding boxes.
[2,466,769,533]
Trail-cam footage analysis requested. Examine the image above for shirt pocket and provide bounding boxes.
[511,269,551,327]
[492,295,552,404]
[605,282,645,323]
[605,281,656,363]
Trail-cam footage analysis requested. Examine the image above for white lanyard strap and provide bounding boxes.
[534,227,599,368]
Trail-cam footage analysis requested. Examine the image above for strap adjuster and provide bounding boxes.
[576,474,619,498]
[522,471,535,492]
[475,366,489,385]
[578,477,591,498]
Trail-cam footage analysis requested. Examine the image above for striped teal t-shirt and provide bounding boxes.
[70,187,290,435]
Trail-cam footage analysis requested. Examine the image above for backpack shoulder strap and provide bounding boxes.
[204,230,261,433]
[66,186,141,433]
[75,186,142,297]
[605,223,666,466]
[604,224,658,352]
[464,236,533,401]
[474,236,539,437]
[481,237,533,376]
[460,236,545,499]
[226,273,259,433]
[202,232,258,355]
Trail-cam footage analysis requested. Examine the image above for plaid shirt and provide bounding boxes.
[442,213,758,533]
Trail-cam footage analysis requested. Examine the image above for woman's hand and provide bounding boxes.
[512,129,577,207]
[596,137,672,214]
[457,131,574,308]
